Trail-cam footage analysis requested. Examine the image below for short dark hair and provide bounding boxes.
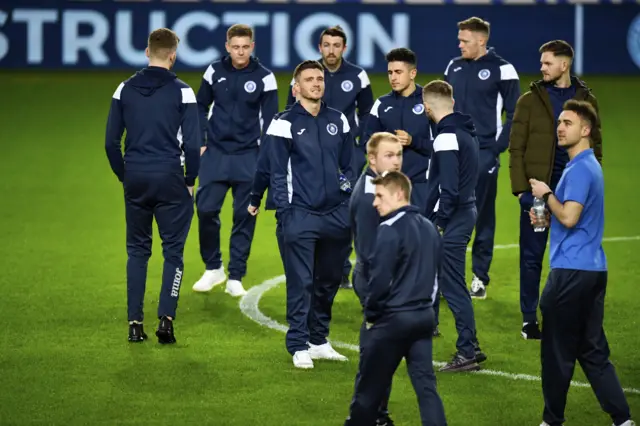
[227,24,253,41]
[539,40,574,59]
[371,170,412,201]
[148,28,180,59]
[563,100,598,136]
[385,48,417,68]
[319,25,347,46]
[293,60,324,81]
[457,17,490,37]
[422,80,454,101]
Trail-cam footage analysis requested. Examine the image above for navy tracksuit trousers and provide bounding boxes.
[352,267,392,419]
[124,171,194,322]
[281,205,351,354]
[196,180,256,281]
[471,149,499,284]
[345,309,447,426]
[433,206,478,359]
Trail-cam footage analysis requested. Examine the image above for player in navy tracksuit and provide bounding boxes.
[268,60,353,369]
[105,29,200,344]
[362,48,433,214]
[444,17,520,298]
[192,24,279,297]
[422,80,486,372]
[287,25,375,289]
[345,171,447,426]
[349,132,404,425]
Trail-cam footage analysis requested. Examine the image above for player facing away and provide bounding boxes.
[422,80,486,372]
[105,28,200,344]
[192,24,279,297]
[287,25,375,289]
[529,100,633,426]
[268,60,354,369]
[443,17,520,299]
[345,171,447,426]
[362,48,433,214]
[349,132,404,425]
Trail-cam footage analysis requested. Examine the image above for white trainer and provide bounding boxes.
[308,342,348,361]
[225,279,247,297]
[192,267,226,292]
[293,350,314,369]
[616,421,636,426]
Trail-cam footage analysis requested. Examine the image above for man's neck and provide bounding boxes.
[300,98,321,116]
[323,58,342,73]
[554,73,572,88]
[148,60,170,70]
[472,48,488,61]
[370,165,378,175]
[231,59,249,70]
[398,82,416,98]
[389,202,409,214]
[432,108,453,124]
[567,139,590,160]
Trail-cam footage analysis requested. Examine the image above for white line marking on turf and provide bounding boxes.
[239,236,640,396]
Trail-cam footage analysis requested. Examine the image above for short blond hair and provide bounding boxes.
[227,24,253,41]
[366,132,401,156]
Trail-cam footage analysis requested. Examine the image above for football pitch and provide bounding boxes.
[1,70,639,425]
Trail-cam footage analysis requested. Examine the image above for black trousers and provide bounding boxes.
[540,269,631,426]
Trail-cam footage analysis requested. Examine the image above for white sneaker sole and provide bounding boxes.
[192,277,227,292]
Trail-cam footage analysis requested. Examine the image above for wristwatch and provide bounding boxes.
[543,191,553,203]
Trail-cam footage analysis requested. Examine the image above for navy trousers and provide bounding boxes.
[471,149,499,284]
[540,269,631,426]
[345,309,447,426]
[275,212,286,274]
[124,171,194,322]
[352,268,392,419]
[432,207,478,359]
[281,206,351,354]
[410,181,429,216]
[195,180,256,281]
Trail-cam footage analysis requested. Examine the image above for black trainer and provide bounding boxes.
[340,275,353,289]
[128,322,148,343]
[156,316,176,344]
[439,352,480,372]
[522,322,542,340]
[376,414,395,426]
[433,326,442,338]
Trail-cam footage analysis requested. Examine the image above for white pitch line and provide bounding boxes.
[239,236,640,396]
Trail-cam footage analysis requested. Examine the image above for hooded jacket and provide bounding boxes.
[105,66,201,186]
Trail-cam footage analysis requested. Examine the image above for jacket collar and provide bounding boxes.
[380,204,419,221]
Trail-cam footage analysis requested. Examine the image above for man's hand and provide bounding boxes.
[395,130,412,146]
[529,178,551,199]
[529,207,550,227]
[248,205,259,216]
[188,186,194,196]
[200,146,207,156]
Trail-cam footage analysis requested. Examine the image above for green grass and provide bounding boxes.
[1,70,639,425]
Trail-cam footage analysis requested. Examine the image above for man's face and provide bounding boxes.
[319,35,346,67]
[458,30,484,60]
[295,68,325,101]
[226,36,254,68]
[373,185,400,216]
[387,61,415,93]
[369,141,403,174]
[540,52,567,83]
[557,110,589,148]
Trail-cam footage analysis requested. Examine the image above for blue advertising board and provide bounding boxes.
[0,1,639,74]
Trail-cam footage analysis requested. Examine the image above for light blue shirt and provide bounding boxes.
[549,148,607,271]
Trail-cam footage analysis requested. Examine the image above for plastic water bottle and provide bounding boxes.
[532,197,547,232]
[339,174,352,194]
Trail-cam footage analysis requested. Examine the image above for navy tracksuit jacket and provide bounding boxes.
[194,56,279,280]
[105,66,200,322]
[267,101,355,355]
[362,85,433,212]
[444,49,520,285]
[286,59,374,174]
[425,112,480,360]
[345,205,446,426]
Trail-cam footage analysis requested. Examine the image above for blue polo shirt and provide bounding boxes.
[549,148,606,271]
